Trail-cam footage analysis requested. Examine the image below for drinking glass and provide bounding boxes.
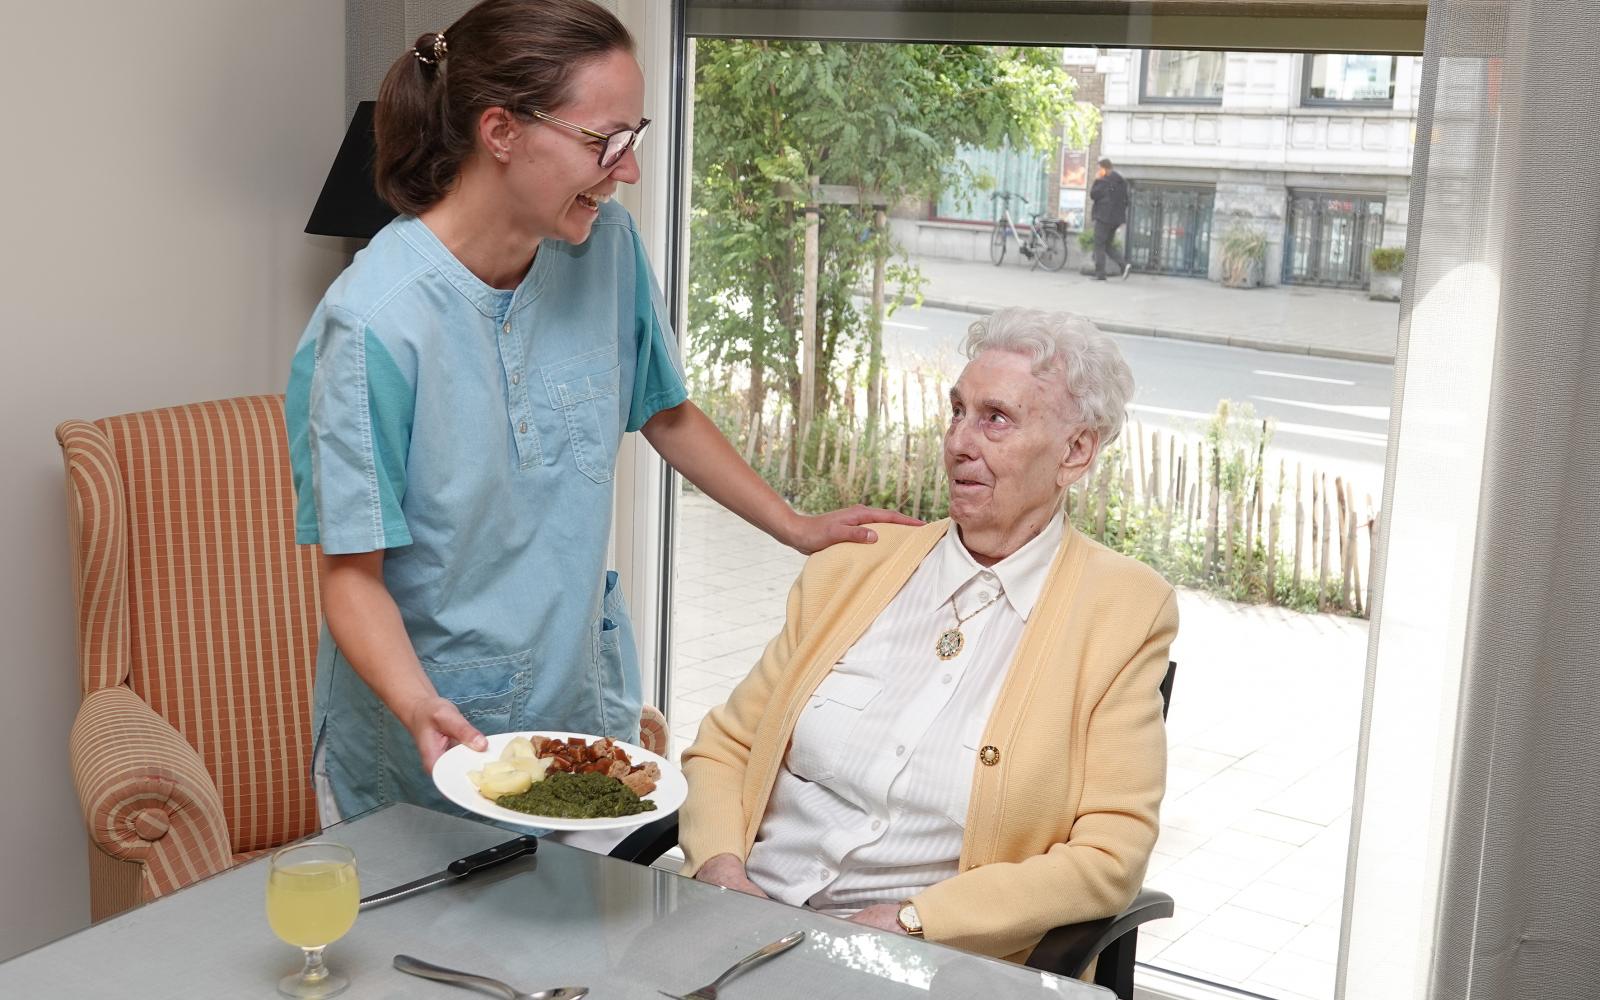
[266,842,360,998]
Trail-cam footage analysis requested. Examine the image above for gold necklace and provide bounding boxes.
[935,590,1004,660]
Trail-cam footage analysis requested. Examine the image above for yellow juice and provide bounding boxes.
[265,859,360,948]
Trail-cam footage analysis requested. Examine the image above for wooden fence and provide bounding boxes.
[694,370,1379,618]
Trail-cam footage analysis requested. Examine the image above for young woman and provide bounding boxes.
[287,0,915,821]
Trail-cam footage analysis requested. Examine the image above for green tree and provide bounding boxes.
[688,40,1096,472]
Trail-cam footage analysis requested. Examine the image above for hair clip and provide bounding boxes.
[412,32,448,66]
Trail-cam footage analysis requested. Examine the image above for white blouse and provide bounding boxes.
[745,514,1066,914]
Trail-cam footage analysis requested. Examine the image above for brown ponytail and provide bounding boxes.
[373,0,633,216]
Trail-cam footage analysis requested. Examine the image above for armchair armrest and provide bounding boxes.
[69,686,234,902]
[608,811,682,865]
[1024,887,1175,980]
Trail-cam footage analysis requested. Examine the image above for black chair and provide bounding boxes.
[613,661,1179,999]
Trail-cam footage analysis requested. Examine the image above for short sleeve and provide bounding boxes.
[625,232,689,432]
[285,303,415,553]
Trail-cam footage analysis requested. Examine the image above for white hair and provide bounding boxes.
[961,307,1135,451]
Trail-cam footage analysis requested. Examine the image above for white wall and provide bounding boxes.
[0,1,347,960]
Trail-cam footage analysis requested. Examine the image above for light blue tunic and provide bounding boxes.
[286,202,686,819]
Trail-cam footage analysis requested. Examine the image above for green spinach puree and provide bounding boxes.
[496,771,657,819]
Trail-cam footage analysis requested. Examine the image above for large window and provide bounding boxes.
[1141,50,1226,104]
[1301,54,1397,106]
[659,20,1421,1000]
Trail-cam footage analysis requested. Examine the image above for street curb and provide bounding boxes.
[908,294,1396,366]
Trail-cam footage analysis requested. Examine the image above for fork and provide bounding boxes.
[658,929,807,1000]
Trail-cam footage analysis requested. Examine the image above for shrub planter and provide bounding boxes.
[1220,225,1267,289]
[1369,247,1405,302]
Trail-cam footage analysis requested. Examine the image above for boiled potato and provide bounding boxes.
[480,768,533,798]
[500,736,537,761]
[509,755,551,782]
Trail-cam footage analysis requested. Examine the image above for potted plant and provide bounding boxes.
[1369,247,1405,302]
[1076,227,1124,275]
[1219,225,1267,288]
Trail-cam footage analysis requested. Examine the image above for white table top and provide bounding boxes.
[0,803,1110,999]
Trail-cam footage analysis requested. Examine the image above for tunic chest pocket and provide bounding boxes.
[786,672,882,783]
[543,347,621,484]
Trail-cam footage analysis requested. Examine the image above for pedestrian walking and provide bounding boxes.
[1089,158,1132,281]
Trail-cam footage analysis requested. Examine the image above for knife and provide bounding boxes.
[359,834,540,909]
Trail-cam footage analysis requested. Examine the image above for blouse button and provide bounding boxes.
[502,321,511,334]
[511,373,521,385]
[895,745,906,757]
[941,674,952,684]
[519,421,528,434]
[871,819,882,831]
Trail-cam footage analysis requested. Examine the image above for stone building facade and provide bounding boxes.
[1091,49,1419,288]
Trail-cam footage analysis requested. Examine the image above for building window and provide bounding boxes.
[1127,182,1216,277]
[1283,190,1387,287]
[1302,53,1397,106]
[1140,50,1226,104]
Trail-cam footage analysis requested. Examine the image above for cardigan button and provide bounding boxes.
[979,745,1000,766]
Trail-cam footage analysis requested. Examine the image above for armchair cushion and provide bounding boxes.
[69,686,233,903]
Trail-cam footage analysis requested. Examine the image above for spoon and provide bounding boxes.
[393,954,589,1000]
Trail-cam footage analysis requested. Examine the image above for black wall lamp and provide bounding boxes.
[304,102,398,239]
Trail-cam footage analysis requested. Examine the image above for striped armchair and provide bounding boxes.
[58,395,673,919]
[58,396,322,920]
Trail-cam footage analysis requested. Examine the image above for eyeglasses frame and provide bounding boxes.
[528,110,651,168]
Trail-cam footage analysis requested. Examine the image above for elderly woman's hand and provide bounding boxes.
[846,903,908,934]
[694,853,770,898]
[784,504,924,555]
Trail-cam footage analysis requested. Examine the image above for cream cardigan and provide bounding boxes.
[680,518,1179,962]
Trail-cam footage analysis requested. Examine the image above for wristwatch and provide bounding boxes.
[896,900,924,937]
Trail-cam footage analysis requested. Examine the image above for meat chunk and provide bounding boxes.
[620,769,657,797]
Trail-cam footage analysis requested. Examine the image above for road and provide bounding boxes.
[873,302,1394,497]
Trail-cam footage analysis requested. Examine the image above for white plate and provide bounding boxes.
[432,730,686,832]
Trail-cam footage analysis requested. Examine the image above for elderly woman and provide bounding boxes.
[678,308,1178,963]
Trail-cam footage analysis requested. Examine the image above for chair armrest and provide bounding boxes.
[69,686,234,897]
[609,813,681,865]
[1024,887,1175,979]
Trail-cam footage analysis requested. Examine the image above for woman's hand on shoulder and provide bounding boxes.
[784,504,924,555]
[694,853,770,898]
[402,695,487,771]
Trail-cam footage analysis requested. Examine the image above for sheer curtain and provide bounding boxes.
[1343,2,1600,999]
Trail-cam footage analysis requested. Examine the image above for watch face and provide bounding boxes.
[897,903,922,933]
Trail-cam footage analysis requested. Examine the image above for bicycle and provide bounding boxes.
[988,191,1070,271]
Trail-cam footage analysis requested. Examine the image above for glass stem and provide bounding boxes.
[300,946,329,984]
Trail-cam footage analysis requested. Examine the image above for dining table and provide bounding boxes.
[0,802,1113,998]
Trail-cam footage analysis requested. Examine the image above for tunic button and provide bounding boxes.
[502,321,511,334]
[511,373,521,385]
[519,421,528,434]
[895,745,906,757]
[871,819,882,831]
[978,591,991,603]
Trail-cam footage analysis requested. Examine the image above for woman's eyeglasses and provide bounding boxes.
[529,111,651,168]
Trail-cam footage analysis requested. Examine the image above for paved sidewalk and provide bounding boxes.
[900,254,1401,364]
[668,490,1365,1000]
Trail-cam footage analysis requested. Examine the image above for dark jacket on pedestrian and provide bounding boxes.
[1090,171,1129,227]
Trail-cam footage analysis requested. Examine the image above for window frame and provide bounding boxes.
[1138,49,1228,106]
[1300,52,1398,108]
